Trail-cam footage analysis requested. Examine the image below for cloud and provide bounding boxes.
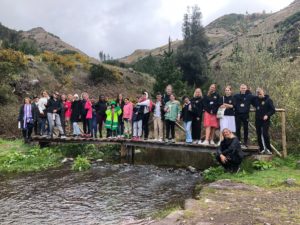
[0,0,294,58]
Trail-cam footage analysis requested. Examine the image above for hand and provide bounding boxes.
[263,115,268,120]
[53,109,57,113]
[220,154,227,164]
[220,104,226,108]
[196,117,200,121]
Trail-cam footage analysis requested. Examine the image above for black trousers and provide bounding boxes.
[216,154,242,172]
[87,118,92,135]
[97,115,106,138]
[192,116,202,140]
[165,119,175,139]
[22,123,33,142]
[256,119,271,151]
[142,113,150,139]
[235,113,249,144]
[107,129,117,137]
[33,120,39,135]
[82,117,88,134]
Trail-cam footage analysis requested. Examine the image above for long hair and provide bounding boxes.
[207,84,216,97]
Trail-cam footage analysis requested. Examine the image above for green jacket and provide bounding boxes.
[105,106,122,130]
[164,100,181,121]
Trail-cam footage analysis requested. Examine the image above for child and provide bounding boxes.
[132,97,144,140]
[181,96,193,143]
[123,98,133,138]
[164,94,181,143]
[105,101,122,138]
[153,92,164,141]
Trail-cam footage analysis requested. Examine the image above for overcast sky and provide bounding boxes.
[0,0,294,58]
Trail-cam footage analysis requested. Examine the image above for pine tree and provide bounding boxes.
[177,5,209,86]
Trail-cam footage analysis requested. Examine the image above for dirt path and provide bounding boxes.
[153,179,300,225]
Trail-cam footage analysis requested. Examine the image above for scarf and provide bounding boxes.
[23,104,32,129]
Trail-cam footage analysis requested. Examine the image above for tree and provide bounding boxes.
[153,38,189,97]
[177,5,209,86]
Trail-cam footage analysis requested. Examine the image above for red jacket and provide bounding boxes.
[64,101,72,119]
[85,100,92,119]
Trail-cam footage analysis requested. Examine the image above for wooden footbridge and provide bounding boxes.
[33,136,259,163]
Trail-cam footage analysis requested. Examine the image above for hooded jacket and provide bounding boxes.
[233,92,255,115]
[203,92,220,115]
[191,96,204,118]
[252,95,275,121]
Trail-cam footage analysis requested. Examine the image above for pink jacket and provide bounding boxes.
[64,101,72,119]
[123,102,133,120]
[85,100,92,119]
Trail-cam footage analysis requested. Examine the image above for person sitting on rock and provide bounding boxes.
[216,128,244,173]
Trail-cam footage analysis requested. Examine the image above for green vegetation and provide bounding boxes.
[203,155,300,187]
[72,155,91,171]
[152,203,182,219]
[89,63,115,83]
[131,54,160,76]
[0,139,62,173]
[0,139,120,173]
[275,11,300,31]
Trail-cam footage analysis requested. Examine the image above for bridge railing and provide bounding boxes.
[174,108,287,157]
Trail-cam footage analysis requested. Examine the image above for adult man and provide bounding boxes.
[233,84,254,146]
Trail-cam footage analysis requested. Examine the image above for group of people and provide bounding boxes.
[18,83,276,170]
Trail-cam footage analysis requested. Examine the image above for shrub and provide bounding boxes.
[89,63,114,83]
[72,155,91,171]
[203,166,225,182]
[252,160,273,171]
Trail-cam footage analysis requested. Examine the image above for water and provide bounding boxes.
[0,163,201,225]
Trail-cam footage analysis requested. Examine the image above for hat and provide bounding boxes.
[110,100,116,105]
[74,94,79,98]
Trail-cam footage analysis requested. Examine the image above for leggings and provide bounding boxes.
[165,119,175,139]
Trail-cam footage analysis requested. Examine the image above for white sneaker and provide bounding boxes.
[197,140,202,144]
[210,140,216,145]
[153,138,158,142]
[260,149,272,155]
[201,140,209,145]
[60,135,67,139]
[193,140,198,144]
[158,138,163,142]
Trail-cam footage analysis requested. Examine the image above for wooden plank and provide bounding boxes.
[281,111,287,158]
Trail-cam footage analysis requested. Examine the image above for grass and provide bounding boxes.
[152,203,182,219]
[0,138,120,173]
[0,138,63,173]
[203,155,300,188]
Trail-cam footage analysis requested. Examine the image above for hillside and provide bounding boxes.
[0,24,154,137]
[119,0,299,64]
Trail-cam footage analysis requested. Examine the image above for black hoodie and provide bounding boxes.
[191,96,203,118]
[233,92,255,115]
[203,92,220,114]
[252,95,275,121]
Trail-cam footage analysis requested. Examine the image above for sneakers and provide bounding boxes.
[201,140,210,145]
[158,138,163,142]
[210,140,217,146]
[171,139,175,143]
[260,149,272,155]
[60,135,67,139]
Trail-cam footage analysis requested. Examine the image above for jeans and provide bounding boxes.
[87,118,92,135]
[184,121,192,143]
[117,116,124,136]
[39,117,49,135]
[47,113,64,136]
[92,117,98,138]
[73,122,81,135]
[133,120,143,137]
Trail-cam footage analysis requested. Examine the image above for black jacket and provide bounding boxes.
[217,137,244,160]
[18,104,37,129]
[203,92,220,114]
[46,97,62,114]
[191,96,203,118]
[218,95,235,116]
[71,100,81,122]
[95,100,107,116]
[133,105,144,122]
[80,99,87,117]
[252,95,275,121]
[233,92,254,115]
[181,103,193,122]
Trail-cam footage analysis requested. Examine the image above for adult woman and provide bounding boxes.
[191,88,203,144]
[37,90,50,136]
[181,96,193,143]
[18,97,37,143]
[83,92,92,137]
[202,84,220,145]
[164,94,180,143]
[137,92,151,140]
[216,128,243,173]
[63,94,73,135]
[253,88,275,154]
[71,94,81,137]
[219,86,236,142]
[95,95,107,138]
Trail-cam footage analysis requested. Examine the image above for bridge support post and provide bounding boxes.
[120,144,135,163]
